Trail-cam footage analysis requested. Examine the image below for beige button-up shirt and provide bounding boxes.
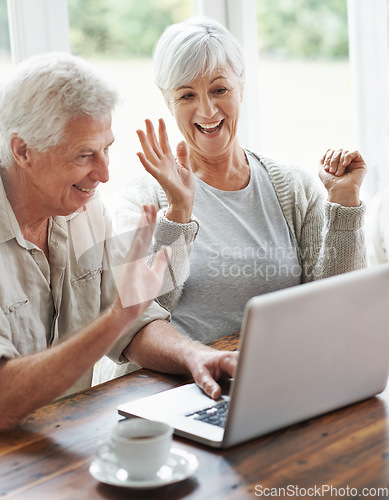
[0,177,169,396]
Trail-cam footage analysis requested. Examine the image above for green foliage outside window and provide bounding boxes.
[257,0,349,58]
[0,0,349,59]
[68,0,192,58]
[0,0,10,52]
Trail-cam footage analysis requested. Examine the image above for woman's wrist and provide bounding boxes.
[327,187,361,207]
[165,205,192,223]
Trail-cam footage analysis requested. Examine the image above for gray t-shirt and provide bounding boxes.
[171,152,302,342]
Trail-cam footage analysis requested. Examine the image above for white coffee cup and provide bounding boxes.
[96,419,173,480]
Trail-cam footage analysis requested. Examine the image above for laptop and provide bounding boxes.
[118,264,389,448]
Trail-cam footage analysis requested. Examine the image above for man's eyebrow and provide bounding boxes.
[78,138,115,152]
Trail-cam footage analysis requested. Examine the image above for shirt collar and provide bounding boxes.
[0,172,25,245]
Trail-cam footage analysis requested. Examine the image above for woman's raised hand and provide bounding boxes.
[319,149,367,207]
[136,118,195,223]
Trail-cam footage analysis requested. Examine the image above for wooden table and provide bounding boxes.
[1,332,389,499]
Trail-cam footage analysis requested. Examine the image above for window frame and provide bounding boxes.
[347,0,389,200]
[7,0,70,63]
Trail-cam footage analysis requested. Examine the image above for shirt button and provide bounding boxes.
[9,306,15,313]
[30,249,38,255]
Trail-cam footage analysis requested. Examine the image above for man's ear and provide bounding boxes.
[9,135,30,168]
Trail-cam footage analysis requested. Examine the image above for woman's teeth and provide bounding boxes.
[195,120,223,134]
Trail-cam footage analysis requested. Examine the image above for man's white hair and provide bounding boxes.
[0,51,119,168]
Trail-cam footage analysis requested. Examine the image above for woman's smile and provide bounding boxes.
[195,119,224,134]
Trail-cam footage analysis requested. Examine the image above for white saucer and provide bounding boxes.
[89,448,199,489]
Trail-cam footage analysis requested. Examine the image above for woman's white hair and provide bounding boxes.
[153,17,245,100]
[0,51,119,168]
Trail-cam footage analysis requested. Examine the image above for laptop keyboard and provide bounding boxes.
[185,400,229,428]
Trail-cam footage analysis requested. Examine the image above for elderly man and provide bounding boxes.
[0,52,237,431]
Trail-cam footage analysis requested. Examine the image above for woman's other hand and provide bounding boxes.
[136,118,195,223]
[319,149,367,207]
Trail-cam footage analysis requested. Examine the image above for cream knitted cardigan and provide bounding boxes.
[111,151,367,314]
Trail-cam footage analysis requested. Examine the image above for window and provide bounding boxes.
[255,0,355,176]
[0,0,11,79]
[67,0,196,196]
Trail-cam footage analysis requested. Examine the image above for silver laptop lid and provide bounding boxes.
[223,264,389,447]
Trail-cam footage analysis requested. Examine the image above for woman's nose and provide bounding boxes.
[198,95,217,118]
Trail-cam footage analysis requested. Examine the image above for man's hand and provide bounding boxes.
[187,348,239,399]
[123,319,239,400]
[112,204,170,324]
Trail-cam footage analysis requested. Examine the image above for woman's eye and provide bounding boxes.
[214,87,228,95]
[180,93,195,100]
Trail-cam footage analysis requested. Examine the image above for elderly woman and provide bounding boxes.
[112,16,368,348]
[0,51,237,431]
[112,16,366,348]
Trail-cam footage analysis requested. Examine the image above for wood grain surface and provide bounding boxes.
[1,332,389,499]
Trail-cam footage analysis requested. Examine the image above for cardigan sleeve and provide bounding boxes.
[152,211,199,311]
[256,154,367,283]
[297,184,367,282]
[306,200,367,281]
